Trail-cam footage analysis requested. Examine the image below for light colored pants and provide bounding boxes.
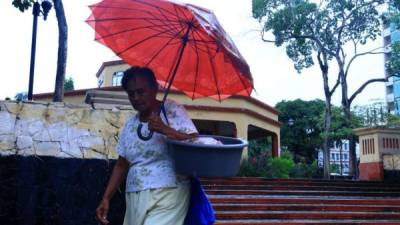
[123,180,191,225]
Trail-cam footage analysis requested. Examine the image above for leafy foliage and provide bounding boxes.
[322,105,362,145]
[14,92,28,101]
[248,137,271,158]
[12,0,35,12]
[353,100,400,128]
[64,77,74,91]
[330,163,340,174]
[386,42,400,77]
[253,0,390,176]
[353,101,388,127]
[238,150,321,178]
[275,99,325,163]
[252,0,384,73]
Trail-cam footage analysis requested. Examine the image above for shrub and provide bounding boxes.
[237,156,267,177]
[290,160,320,178]
[238,152,320,179]
[266,157,294,179]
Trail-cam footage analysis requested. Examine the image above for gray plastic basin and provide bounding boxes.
[167,135,248,177]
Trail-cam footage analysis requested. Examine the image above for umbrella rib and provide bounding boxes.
[139,18,180,37]
[144,29,185,67]
[116,30,177,56]
[152,3,184,32]
[163,43,183,91]
[189,28,201,100]
[94,24,179,41]
[87,17,181,25]
[188,28,219,56]
[90,3,178,20]
[134,0,185,19]
[190,28,217,58]
[174,4,193,26]
[235,66,253,96]
[171,5,188,33]
[161,38,185,91]
[206,45,222,101]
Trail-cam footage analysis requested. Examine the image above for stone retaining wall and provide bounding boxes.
[0,101,134,159]
[0,101,134,225]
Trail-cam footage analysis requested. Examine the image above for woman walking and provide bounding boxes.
[95,66,198,225]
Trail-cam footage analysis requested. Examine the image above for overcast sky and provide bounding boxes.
[0,0,386,107]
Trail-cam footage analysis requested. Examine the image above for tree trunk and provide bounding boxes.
[52,0,68,102]
[342,101,357,177]
[318,52,332,180]
[323,105,331,179]
[338,57,357,178]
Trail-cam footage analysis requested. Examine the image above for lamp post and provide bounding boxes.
[28,0,52,100]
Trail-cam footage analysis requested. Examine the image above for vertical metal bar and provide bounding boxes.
[28,2,41,100]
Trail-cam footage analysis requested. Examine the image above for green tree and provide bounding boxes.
[353,101,388,127]
[253,0,391,178]
[12,0,68,102]
[275,99,325,164]
[14,92,28,101]
[386,2,400,81]
[64,76,74,91]
[353,100,400,127]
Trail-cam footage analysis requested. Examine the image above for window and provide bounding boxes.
[331,153,335,160]
[112,71,124,86]
[343,154,348,160]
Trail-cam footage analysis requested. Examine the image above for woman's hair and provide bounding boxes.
[121,66,158,90]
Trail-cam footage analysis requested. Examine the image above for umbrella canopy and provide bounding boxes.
[87,0,253,101]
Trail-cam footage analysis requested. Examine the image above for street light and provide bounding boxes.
[288,118,294,126]
[28,0,52,100]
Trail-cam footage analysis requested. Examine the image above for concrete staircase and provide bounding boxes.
[201,177,400,225]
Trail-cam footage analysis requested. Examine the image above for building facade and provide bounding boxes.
[384,19,400,114]
[34,60,282,158]
[318,140,360,175]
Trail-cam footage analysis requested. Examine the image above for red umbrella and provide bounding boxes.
[86,0,253,102]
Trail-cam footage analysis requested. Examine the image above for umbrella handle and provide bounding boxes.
[137,123,153,141]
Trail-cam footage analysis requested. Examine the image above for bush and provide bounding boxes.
[290,160,320,178]
[237,156,267,177]
[266,157,294,179]
[238,151,321,179]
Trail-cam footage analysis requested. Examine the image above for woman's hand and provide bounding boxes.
[96,199,110,225]
[148,113,169,135]
[148,112,197,140]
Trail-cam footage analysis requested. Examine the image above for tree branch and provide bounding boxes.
[291,34,337,56]
[349,78,387,104]
[344,47,385,79]
[329,73,341,96]
[261,29,277,43]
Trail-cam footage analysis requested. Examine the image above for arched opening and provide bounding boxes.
[192,119,236,137]
[247,124,279,158]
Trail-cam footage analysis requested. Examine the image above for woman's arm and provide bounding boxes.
[148,113,197,140]
[96,156,130,225]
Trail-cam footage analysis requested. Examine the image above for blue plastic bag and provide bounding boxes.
[184,177,215,225]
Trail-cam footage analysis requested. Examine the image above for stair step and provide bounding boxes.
[206,190,400,197]
[201,178,400,188]
[214,219,400,224]
[201,178,400,224]
[215,211,400,220]
[212,203,400,212]
[209,197,400,206]
[203,184,400,191]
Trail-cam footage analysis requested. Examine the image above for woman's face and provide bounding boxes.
[125,75,157,113]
